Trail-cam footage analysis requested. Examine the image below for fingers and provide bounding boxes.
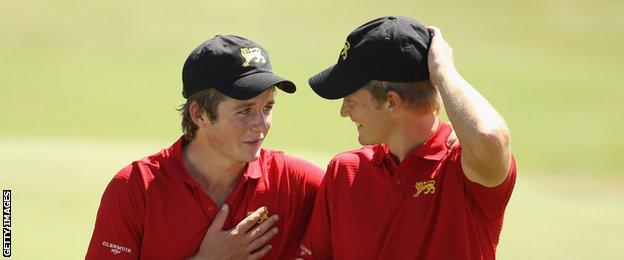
[208,204,229,233]
[248,244,273,260]
[236,206,269,233]
[247,226,278,252]
[427,26,441,38]
[247,214,279,238]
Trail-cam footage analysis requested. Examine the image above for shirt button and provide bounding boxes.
[207,205,215,211]
[395,179,402,185]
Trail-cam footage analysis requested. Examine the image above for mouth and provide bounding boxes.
[356,123,363,130]
[243,138,264,147]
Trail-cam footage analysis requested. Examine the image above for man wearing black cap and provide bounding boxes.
[298,16,516,259]
[86,35,323,259]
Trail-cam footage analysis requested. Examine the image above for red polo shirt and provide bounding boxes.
[298,122,517,260]
[86,137,323,259]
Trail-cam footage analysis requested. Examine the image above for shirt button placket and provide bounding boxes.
[388,177,404,214]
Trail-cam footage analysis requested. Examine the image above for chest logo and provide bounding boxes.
[246,210,269,224]
[241,47,266,67]
[414,180,435,197]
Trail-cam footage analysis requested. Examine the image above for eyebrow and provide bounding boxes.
[233,100,275,110]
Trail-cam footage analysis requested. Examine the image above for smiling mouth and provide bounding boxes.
[244,138,264,146]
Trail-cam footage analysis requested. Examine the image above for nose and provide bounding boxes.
[340,99,350,118]
[250,111,271,133]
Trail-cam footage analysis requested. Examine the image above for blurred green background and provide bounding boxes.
[1,0,623,258]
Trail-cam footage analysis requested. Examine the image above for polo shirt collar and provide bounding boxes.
[244,159,262,179]
[372,121,453,165]
[168,136,263,184]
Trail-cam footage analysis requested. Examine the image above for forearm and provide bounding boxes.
[433,66,510,153]
[432,64,512,186]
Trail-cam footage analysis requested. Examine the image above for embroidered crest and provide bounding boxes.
[414,180,435,197]
[340,41,350,60]
[246,210,269,224]
[240,47,266,67]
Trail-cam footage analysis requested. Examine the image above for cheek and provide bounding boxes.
[368,111,389,130]
[265,114,272,129]
[219,118,248,138]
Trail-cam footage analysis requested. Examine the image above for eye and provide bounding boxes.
[262,105,273,113]
[238,108,251,115]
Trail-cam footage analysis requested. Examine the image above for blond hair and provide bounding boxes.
[177,88,227,141]
[365,80,441,114]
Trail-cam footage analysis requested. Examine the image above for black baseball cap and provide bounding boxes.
[182,35,296,100]
[309,16,431,99]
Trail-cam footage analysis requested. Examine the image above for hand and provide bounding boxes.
[427,26,456,83]
[189,205,279,260]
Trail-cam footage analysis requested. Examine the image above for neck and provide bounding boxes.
[386,113,439,163]
[182,137,246,200]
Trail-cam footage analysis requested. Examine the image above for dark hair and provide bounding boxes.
[365,80,441,114]
[177,88,227,141]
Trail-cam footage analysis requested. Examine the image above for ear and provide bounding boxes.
[189,101,209,128]
[385,90,403,112]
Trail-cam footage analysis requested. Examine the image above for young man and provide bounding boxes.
[298,16,517,259]
[86,35,323,259]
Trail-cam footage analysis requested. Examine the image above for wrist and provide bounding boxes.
[430,64,457,84]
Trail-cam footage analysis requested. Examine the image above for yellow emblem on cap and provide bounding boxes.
[247,210,269,224]
[240,47,266,67]
[340,41,351,60]
[414,180,435,197]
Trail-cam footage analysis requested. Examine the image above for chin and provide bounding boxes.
[357,136,374,146]
[358,133,383,146]
[242,149,262,162]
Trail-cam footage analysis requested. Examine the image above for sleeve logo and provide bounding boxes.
[299,244,312,256]
[102,241,132,255]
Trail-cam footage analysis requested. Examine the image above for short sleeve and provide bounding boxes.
[85,164,146,259]
[297,159,337,260]
[283,154,324,202]
[462,152,517,220]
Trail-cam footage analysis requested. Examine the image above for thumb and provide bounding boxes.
[208,204,229,233]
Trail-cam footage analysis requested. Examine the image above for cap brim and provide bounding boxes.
[216,72,296,100]
[309,64,370,100]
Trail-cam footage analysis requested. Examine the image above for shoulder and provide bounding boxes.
[259,149,324,184]
[326,146,377,173]
[108,147,171,192]
[312,146,379,189]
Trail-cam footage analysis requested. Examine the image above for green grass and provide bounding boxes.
[1,138,623,259]
[2,0,623,175]
[1,0,624,258]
